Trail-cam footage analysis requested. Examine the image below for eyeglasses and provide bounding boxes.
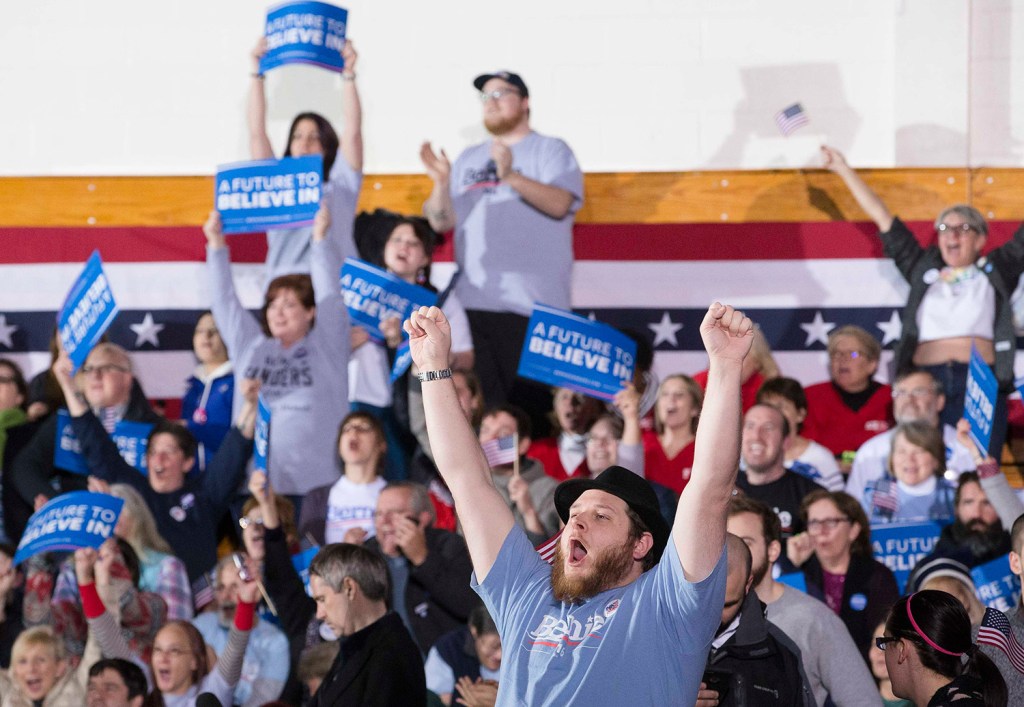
[829,350,863,361]
[80,363,129,377]
[806,517,851,533]
[238,517,264,530]
[892,387,936,399]
[875,636,899,651]
[479,88,520,103]
[0,375,16,385]
[937,223,976,236]
[585,435,616,447]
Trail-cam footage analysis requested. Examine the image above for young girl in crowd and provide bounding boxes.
[298,412,388,546]
[879,591,1006,706]
[424,604,501,707]
[180,312,233,472]
[248,38,363,278]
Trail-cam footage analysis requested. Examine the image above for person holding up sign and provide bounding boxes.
[822,145,1024,458]
[250,36,362,278]
[205,205,349,505]
[51,352,257,588]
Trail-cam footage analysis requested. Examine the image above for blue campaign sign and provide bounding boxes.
[215,155,322,234]
[517,304,637,402]
[777,572,807,593]
[259,2,348,74]
[57,251,119,373]
[390,340,413,383]
[972,554,1021,612]
[291,545,320,596]
[53,411,152,475]
[254,395,271,474]
[339,259,437,341]
[870,521,943,592]
[965,345,998,453]
[14,492,124,565]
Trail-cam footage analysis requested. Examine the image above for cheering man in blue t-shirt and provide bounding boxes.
[405,301,754,705]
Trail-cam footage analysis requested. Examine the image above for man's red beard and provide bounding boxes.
[484,112,524,136]
[550,538,636,604]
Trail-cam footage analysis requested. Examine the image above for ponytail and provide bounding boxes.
[961,646,1007,707]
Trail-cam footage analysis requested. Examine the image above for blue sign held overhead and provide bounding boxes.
[965,345,998,454]
[53,411,152,475]
[291,545,320,596]
[215,155,323,234]
[871,521,943,592]
[254,395,271,475]
[259,2,348,74]
[57,251,119,374]
[339,259,437,342]
[14,492,124,565]
[972,554,1021,613]
[517,304,637,402]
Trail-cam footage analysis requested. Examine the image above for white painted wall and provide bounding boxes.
[2,0,1021,176]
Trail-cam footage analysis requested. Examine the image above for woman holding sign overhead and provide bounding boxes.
[249,35,363,278]
[822,145,1024,457]
[205,206,349,509]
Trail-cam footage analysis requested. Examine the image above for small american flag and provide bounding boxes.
[482,434,517,468]
[870,477,900,519]
[774,102,810,136]
[977,607,1024,674]
[191,573,215,611]
[536,530,562,565]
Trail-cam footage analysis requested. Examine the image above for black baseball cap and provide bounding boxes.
[473,71,529,98]
[554,466,671,563]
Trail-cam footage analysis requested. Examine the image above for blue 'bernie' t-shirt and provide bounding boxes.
[473,526,726,706]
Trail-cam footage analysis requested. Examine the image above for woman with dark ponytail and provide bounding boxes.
[878,590,1007,706]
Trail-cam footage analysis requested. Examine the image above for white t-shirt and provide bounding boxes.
[325,475,386,544]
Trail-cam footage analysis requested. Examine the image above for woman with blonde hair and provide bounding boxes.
[0,626,88,706]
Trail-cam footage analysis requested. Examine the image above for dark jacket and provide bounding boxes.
[433,626,484,707]
[365,527,477,655]
[309,611,425,707]
[262,524,318,692]
[66,410,251,583]
[802,552,900,664]
[298,483,333,547]
[9,383,163,505]
[706,591,813,707]
[881,217,1024,389]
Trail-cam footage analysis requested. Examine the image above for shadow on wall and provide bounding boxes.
[895,125,967,167]
[705,63,860,170]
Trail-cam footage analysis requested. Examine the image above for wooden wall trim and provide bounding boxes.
[2,169,1021,226]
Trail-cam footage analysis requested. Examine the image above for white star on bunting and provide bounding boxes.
[648,312,684,348]
[876,310,902,346]
[130,313,165,348]
[0,316,17,349]
[799,311,835,347]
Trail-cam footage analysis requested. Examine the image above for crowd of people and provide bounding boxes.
[0,36,1023,707]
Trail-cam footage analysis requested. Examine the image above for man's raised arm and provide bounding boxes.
[674,303,753,582]
[405,306,515,581]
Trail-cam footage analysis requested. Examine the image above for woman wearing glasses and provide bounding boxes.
[876,590,1006,707]
[788,489,899,664]
[822,146,1024,457]
[800,325,894,468]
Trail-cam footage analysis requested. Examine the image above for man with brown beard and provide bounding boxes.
[419,71,583,431]
[407,301,752,705]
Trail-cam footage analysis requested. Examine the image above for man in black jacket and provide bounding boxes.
[252,473,425,707]
[364,481,478,654]
[698,534,812,707]
[9,343,163,508]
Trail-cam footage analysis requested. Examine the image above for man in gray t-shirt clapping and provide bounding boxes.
[420,70,583,431]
